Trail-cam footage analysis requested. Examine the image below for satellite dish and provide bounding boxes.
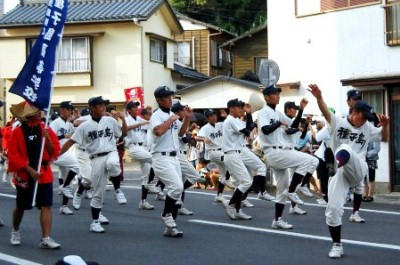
[258,59,280,87]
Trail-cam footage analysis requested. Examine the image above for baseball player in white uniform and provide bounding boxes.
[60,96,127,233]
[198,109,230,203]
[50,101,81,215]
[222,99,255,220]
[308,84,389,258]
[171,101,201,216]
[258,86,319,229]
[150,86,191,237]
[125,101,155,210]
[72,109,93,210]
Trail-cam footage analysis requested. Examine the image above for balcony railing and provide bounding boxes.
[56,58,91,73]
[385,2,400,46]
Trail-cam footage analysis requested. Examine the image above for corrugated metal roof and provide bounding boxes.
[0,0,164,28]
[173,63,210,81]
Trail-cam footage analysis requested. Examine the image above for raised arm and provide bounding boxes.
[308,84,331,124]
[153,115,180,137]
[179,106,193,137]
[377,114,390,142]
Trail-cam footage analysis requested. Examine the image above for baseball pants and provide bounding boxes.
[90,151,121,209]
[240,147,266,176]
[54,150,80,180]
[178,153,200,184]
[152,154,183,201]
[325,144,367,227]
[75,148,92,186]
[128,144,152,185]
[223,152,252,193]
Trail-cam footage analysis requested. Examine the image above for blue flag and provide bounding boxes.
[9,0,68,110]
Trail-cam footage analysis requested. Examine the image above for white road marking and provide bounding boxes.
[120,185,400,216]
[188,219,400,251]
[0,252,42,265]
[0,192,16,198]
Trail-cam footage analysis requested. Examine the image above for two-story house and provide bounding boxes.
[0,0,183,115]
[268,0,400,193]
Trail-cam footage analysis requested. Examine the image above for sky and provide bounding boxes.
[4,0,18,13]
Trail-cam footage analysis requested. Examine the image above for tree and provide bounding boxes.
[169,0,266,35]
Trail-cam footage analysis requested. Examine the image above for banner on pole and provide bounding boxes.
[9,0,68,110]
[124,87,144,110]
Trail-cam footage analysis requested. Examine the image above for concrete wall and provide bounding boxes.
[268,0,400,185]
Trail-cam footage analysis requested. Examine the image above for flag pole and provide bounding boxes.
[31,33,63,207]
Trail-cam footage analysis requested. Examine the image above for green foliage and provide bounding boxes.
[168,0,267,35]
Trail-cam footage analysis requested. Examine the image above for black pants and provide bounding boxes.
[316,158,329,202]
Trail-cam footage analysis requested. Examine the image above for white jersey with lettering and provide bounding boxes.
[71,116,121,155]
[50,117,75,147]
[222,115,246,152]
[198,122,223,151]
[125,114,148,144]
[150,109,180,153]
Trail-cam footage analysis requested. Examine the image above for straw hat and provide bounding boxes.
[10,101,40,121]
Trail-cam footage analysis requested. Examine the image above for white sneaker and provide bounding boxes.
[39,237,61,249]
[349,211,365,223]
[219,178,235,189]
[178,207,194,216]
[316,198,328,206]
[286,191,304,205]
[59,206,74,215]
[289,205,307,215]
[85,189,93,199]
[214,194,226,203]
[241,199,255,208]
[163,227,183,238]
[328,243,344,258]
[90,221,105,233]
[61,185,73,199]
[224,205,238,220]
[72,191,82,210]
[114,190,127,205]
[10,230,21,246]
[145,184,160,194]
[297,186,314,198]
[162,213,177,228]
[99,213,109,225]
[139,200,155,210]
[156,192,166,201]
[258,191,275,201]
[235,209,252,220]
[271,218,293,229]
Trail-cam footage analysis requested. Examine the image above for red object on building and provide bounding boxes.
[124,87,144,111]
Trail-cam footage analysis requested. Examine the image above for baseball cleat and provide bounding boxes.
[59,206,74,215]
[328,243,344,258]
[139,200,155,210]
[224,205,238,220]
[72,191,82,210]
[235,209,252,220]
[162,214,177,229]
[289,205,307,215]
[349,211,365,223]
[241,199,255,208]
[10,230,21,246]
[178,207,194,215]
[297,186,314,198]
[163,227,183,238]
[90,221,105,233]
[285,191,304,205]
[39,237,61,249]
[114,190,127,205]
[271,218,293,229]
[60,185,74,199]
[99,213,109,225]
[258,191,275,201]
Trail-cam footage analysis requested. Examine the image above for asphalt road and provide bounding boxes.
[0,171,399,265]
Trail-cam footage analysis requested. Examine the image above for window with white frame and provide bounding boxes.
[175,42,191,66]
[27,37,91,73]
[150,38,166,64]
[385,0,400,46]
[296,0,380,17]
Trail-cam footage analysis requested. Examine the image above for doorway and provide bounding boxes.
[390,87,400,191]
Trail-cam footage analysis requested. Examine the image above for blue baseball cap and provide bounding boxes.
[262,85,282,95]
[227,98,245,108]
[171,101,185,113]
[347,89,362,100]
[154,86,174,98]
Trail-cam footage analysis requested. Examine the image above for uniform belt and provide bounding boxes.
[132,142,144,146]
[160,151,177,157]
[224,150,241,154]
[90,152,111,160]
[210,148,222,152]
[180,151,187,155]
[267,146,293,150]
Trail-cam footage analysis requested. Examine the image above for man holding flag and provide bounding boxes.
[7,0,69,249]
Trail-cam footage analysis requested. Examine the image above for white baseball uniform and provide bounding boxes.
[325,113,381,227]
[177,120,200,185]
[258,105,318,204]
[198,122,226,177]
[125,114,152,185]
[71,116,122,209]
[222,115,252,193]
[74,115,92,185]
[150,109,183,201]
[50,117,80,178]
